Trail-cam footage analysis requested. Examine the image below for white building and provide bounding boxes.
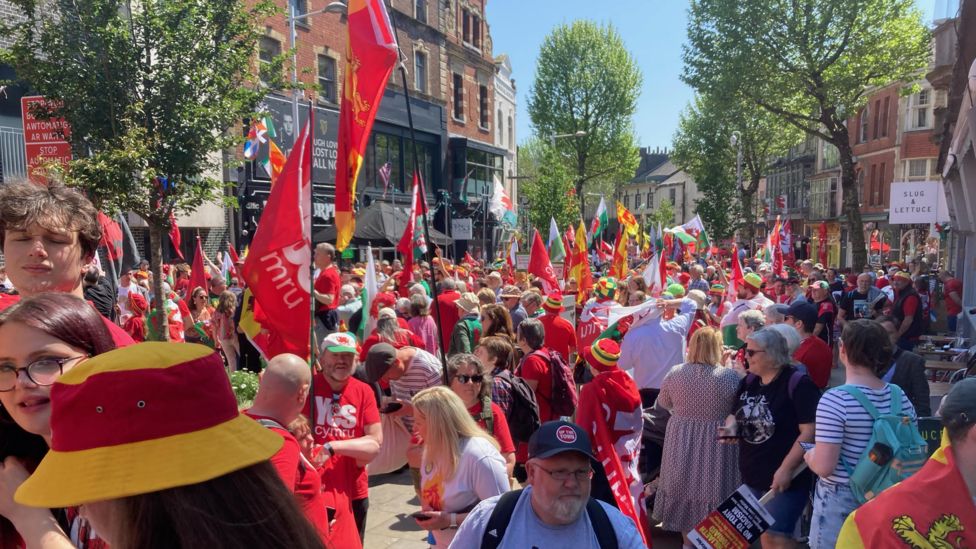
[493,54,517,206]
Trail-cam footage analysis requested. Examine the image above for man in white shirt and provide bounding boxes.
[618,294,703,408]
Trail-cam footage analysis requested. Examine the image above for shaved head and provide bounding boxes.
[250,353,311,424]
[263,353,311,392]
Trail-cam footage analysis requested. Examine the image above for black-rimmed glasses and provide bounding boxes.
[0,356,87,391]
[533,464,594,482]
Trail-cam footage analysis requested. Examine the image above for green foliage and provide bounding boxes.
[1,0,282,338]
[645,199,675,229]
[682,0,930,267]
[517,139,580,234]
[229,369,260,409]
[527,21,641,210]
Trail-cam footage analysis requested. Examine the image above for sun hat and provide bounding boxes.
[666,283,686,298]
[585,338,620,373]
[528,420,596,462]
[364,342,398,383]
[15,343,282,508]
[455,292,481,314]
[542,293,565,314]
[739,272,763,291]
[709,283,725,296]
[322,332,358,354]
[377,307,397,321]
[499,285,522,298]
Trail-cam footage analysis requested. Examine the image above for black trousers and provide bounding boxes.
[316,309,339,333]
[352,498,368,543]
[639,388,660,409]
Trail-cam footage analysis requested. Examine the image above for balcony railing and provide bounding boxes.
[0,126,27,181]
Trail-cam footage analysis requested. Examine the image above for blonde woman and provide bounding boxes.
[213,290,239,372]
[654,327,742,547]
[412,386,509,548]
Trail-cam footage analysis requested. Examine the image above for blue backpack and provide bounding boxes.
[836,384,928,504]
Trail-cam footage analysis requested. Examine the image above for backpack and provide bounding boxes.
[496,370,541,442]
[462,317,482,350]
[532,349,578,418]
[835,384,928,504]
[480,489,618,549]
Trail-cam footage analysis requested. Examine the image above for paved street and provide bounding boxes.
[364,469,684,548]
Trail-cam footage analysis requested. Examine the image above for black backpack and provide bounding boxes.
[480,489,618,549]
[495,370,541,442]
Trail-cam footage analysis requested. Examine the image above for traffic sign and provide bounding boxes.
[21,96,72,180]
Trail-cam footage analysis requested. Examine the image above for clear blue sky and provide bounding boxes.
[487,0,937,150]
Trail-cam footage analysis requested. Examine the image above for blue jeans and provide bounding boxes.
[746,485,808,538]
[809,480,859,549]
[896,337,917,352]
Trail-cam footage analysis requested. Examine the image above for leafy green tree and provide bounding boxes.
[683,0,930,268]
[527,21,641,215]
[645,199,675,229]
[672,92,802,243]
[517,138,580,234]
[2,0,280,338]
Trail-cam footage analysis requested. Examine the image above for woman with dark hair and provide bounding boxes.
[804,319,919,548]
[479,303,515,342]
[0,292,117,547]
[446,354,515,475]
[11,342,326,549]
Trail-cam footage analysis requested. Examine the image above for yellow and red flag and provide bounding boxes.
[616,201,639,237]
[569,221,593,304]
[334,0,399,251]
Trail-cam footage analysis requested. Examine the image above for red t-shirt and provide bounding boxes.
[0,294,134,347]
[244,412,329,542]
[945,278,963,315]
[435,290,461,350]
[304,374,380,500]
[468,401,515,455]
[516,349,554,462]
[793,336,833,389]
[314,266,341,312]
[539,313,577,362]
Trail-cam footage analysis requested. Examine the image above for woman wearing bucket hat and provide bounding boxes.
[0,293,118,548]
[12,342,326,549]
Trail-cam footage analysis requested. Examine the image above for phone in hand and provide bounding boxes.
[410,511,432,521]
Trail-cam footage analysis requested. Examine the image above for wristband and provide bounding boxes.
[449,512,458,529]
[324,442,334,457]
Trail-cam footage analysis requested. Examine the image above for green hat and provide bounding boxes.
[666,283,686,297]
[740,272,763,291]
[595,277,617,299]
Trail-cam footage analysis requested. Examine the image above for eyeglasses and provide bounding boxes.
[744,349,766,357]
[533,464,593,482]
[454,374,484,384]
[0,356,87,391]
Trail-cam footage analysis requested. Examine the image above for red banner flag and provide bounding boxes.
[334,0,399,251]
[730,243,744,300]
[242,119,313,359]
[187,236,208,297]
[397,172,427,291]
[168,210,184,261]
[97,212,123,262]
[818,222,828,266]
[528,229,559,293]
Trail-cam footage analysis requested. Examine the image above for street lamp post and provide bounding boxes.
[550,129,588,147]
[730,130,745,251]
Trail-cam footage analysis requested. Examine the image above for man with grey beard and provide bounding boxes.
[448,421,646,548]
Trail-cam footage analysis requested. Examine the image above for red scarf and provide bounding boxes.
[577,370,651,547]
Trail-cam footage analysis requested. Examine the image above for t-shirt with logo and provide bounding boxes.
[304,374,380,501]
[732,365,820,492]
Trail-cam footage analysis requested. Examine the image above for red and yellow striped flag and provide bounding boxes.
[334,0,399,251]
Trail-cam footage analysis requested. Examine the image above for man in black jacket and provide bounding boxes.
[878,316,931,415]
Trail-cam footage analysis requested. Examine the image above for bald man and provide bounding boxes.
[245,354,328,541]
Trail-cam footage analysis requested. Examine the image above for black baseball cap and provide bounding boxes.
[528,421,596,461]
[785,301,817,327]
[364,343,398,383]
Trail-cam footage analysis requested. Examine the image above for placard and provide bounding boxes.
[515,253,530,271]
[889,181,950,225]
[21,96,72,180]
[451,218,473,240]
[688,485,774,549]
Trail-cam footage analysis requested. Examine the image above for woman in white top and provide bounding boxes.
[804,319,917,548]
[412,386,510,548]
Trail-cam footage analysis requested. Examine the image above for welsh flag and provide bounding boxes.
[680,214,712,258]
[589,197,608,244]
[642,250,665,295]
[548,216,566,262]
[489,174,518,228]
[221,250,236,286]
[356,245,380,340]
[397,172,428,289]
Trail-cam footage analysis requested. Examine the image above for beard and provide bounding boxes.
[550,494,587,524]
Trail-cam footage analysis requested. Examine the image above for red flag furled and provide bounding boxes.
[168,210,184,261]
[818,221,828,266]
[97,212,123,262]
[730,243,744,300]
[334,0,399,251]
[528,229,559,293]
[241,119,313,360]
[397,172,427,291]
[187,236,208,297]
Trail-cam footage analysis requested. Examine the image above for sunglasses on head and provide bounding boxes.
[455,374,484,384]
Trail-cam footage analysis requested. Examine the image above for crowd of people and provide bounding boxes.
[0,179,972,548]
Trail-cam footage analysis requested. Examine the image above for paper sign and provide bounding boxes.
[21,96,72,180]
[889,181,950,224]
[688,485,775,549]
[515,253,530,271]
[451,218,473,240]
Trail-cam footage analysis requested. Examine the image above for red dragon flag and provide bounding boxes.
[528,228,560,293]
[97,212,123,262]
[242,118,313,360]
[334,0,399,251]
[397,172,428,290]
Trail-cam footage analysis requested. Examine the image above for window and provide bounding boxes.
[857,170,866,205]
[472,15,481,48]
[669,188,676,206]
[859,105,869,143]
[879,162,886,205]
[869,164,879,206]
[414,51,427,94]
[258,37,281,87]
[872,100,881,140]
[479,85,489,129]
[317,55,337,104]
[623,194,630,209]
[907,89,932,130]
[905,159,932,180]
[507,116,513,149]
[497,109,503,145]
[452,73,464,120]
[462,10,470,43]
[647,192,654,210]
[289,0,307,17]
[415,0,427,24]
[881,97,890,138]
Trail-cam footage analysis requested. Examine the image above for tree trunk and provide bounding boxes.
[148,220,170,341]
[738,173,761,252]
[835,137,868,269]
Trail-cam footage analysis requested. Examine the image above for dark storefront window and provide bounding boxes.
[361,128,438,195]
[453,147,502,200]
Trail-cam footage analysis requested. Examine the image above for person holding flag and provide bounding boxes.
[548,217,566,263]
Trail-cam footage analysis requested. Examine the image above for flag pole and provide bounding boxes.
[306,99,318,428]
[387,3,449,381]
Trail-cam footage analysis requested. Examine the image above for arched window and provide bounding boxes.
[497,109,504,145]
[507,115,514,149]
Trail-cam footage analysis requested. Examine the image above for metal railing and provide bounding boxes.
[0,126,27,181]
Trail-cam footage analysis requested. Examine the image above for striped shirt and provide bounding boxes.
[389,348,443,431]
[815,384,917,485]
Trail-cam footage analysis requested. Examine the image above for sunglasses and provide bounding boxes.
[744,349,766,357]
[454,374,484,384]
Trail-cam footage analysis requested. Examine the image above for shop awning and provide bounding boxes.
[312,201,452,247]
